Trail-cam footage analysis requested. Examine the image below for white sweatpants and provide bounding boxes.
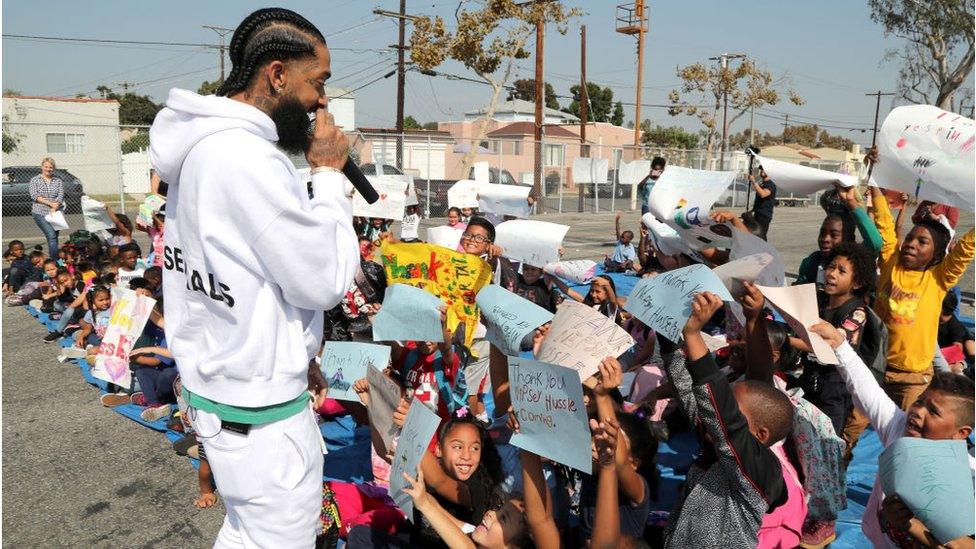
[193,406,323,549]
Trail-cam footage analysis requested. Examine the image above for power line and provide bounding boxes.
[1,33,390,52]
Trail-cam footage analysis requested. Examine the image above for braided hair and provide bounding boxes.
[217,8,326,97]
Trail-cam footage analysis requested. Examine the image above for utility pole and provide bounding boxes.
[202,25,234,81]
[615,1,647,210]
[709,52,745,171]
[749,105,755,145]
[866,90,895,149]
[578,25,588,213]
[374,4,418,171]
[534,18,546,212]
[782,114,790,142]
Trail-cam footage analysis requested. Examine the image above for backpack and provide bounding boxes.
[68,229,95,247]
[829,297,888,382]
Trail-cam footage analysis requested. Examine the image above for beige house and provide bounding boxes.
[2,95,122,195]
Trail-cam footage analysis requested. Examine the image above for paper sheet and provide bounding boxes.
[389,400,442,519]
[537,301,635,380]
[757,283,838,365]
[478,183,532,218]
[648,166,738,250]
[92,288,156,388]
[495,220,569,268]
[476,285,554,355]
[353,175,408,221]
[624,264,734,343]
[371,283,445,343]
[426,225,464,250]
[447,179,480,209]
[755,154,857,195]
[366,364,402,460]
[619,160,652,185]
[571,157,609,184]
[81,196,115,232]
[320,342,392,402]
[543,259,597,284]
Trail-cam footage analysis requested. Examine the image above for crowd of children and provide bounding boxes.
[6,145,976,549]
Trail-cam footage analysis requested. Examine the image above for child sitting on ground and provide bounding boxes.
[44,269,88,343]
[116,243,146,287]
[72,285,113,351]
[606,212,638,272]
[663,292,792,548]
[811,321,975,548]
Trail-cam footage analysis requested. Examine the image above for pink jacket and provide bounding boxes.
[757,443,808,549]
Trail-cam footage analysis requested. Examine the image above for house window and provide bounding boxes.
[46,133,85,154]
[580,144,591,157]
[544,144,564,167]
[512,141,523,155]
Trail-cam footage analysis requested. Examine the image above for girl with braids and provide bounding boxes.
[149,7,360,547]
[73,285,112,349]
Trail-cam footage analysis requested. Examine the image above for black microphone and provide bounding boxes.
[341,158,380,204]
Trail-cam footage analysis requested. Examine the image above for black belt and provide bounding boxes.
[221,420,251,436]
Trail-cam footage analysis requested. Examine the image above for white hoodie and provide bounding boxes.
[150,89,358,407]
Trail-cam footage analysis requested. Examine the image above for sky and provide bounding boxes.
[3,0,969,147]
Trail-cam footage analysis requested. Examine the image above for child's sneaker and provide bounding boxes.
[800,519,836,549]
[43,331,63,343]
[28,299,43,309]
[140,404,172,423]
[100,393,131,407]
[130,392,147,407]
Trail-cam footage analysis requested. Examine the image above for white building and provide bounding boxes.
[324,86,355,132]
[464,99,579,124]
[2,95,122,195]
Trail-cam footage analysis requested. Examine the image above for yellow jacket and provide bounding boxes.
[873,193,974,373]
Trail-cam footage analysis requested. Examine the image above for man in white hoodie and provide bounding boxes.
[149,8,358,548]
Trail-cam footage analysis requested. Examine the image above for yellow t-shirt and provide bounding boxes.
[872,192,974,373]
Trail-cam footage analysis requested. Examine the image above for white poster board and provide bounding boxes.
[92,288,156,388]
[448,179,480,209]
[353,175,408,220]
[473,161,490,185]
[426,225,464,250]
[537,301,635,380]
[641,213,705,262]
[648,166,737,250]
[572,157,610,184]
[758,283,838,365]
[478,183,532,218]
[81,196,115,232]
[495,220,569,267]
[874,105,975,211]
[619,160,651,185]
[755,155,857,195]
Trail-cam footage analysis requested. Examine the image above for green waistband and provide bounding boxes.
[183,388,309,425]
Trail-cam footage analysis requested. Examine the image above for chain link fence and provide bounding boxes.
[2,121,151,243]
[2,120,865,245]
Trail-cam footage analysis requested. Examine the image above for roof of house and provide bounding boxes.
[356,127,454,139]
[465,99,579,122]
[2,94,118,104]
[324,87,353,99]
[487,121,578,138]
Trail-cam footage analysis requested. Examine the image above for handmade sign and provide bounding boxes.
[366,363,402,458]
[757,283,837,365]
[641,213,705,262]
[353,175,408,221]
[495,220,569,268]
[371,283,445,343]
[712,253,780,298]
[473,161,490,185]
[619,160,651,185]
[426,226,464,250]
[476,285,554,355]
[478,183,532,218]
[572,157,610,184]
[509,357,591,474]
[624,264,734,343]
[380,242,493,346]
[874,105,975,211]
[755,155,857,195]
[136,194,166,228]
[648,166,737,250]
[390,399,442,519]
[320,342,392,402]
[543,259,597,284]
[879,437,975,544]
[92,288,156,387]
[537,301,634,380]
[81,196,115,232]
[729,229,786,288]
[448,179,480,209]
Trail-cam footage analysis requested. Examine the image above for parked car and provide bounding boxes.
[716,181,750,207]
[583,169,630,199]
[2,166,84,216]
[467,166,521,186]
[360,163,405,176]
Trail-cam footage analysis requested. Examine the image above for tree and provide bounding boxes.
[410,0,579,175]
[667,59,804,166]
[728,123,855,150]
[507,78,560,109]
[403,115,422,129]
[2,115,22,154]
[611,101,624,126]
[869,0,974,109]
[95,85,163,126]
[563,82,616,122]
[422,121,439,130]
[121,132,150,154]
[3,89,22,97]
[642,124,700,149]
[198,79,223,96]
